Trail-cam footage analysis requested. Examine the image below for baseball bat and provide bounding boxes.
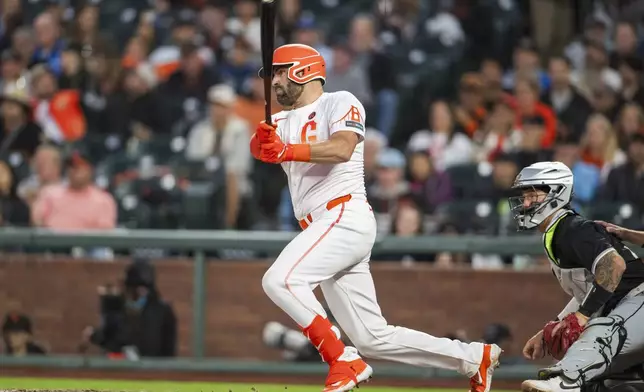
[260,0,276,126]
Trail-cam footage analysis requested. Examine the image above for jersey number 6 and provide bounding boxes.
[300,120,317,144]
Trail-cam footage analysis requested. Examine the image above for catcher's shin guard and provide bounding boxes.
[538,316,627,385]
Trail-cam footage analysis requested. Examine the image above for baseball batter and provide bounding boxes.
[250,43,501,392]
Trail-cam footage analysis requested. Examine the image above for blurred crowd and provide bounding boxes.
[0,0,643,264]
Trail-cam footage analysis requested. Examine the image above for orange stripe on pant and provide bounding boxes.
[285,202,346,323]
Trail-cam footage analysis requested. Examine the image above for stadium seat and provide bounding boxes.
[180,180,225,230]
[436,199,499,235]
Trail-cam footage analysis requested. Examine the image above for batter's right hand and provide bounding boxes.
[522,329,545,360]
[257,122,277,144]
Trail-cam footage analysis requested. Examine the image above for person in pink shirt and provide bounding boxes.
[31,150,116,230]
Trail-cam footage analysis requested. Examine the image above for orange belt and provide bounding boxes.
[299,194,352,230]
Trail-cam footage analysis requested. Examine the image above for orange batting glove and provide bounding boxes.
[257,122,277,144]
[259,137,311,164]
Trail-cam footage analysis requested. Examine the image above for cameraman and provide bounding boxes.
[83,258,177,358]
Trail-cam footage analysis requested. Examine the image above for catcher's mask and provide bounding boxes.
[508,161,574,231]
[258,44,326,86]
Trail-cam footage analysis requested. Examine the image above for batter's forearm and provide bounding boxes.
[308,138,354,163]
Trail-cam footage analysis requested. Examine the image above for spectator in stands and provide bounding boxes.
[85,258,177,358]
[475,153,519,205]
[363,128,387,188]
[68,3,101,48]
[502,38,549,92]
[31,150,117,230]
[473,101,520,163]
[599,133,644,205]
[479,58,504,110]
[30,12,63,76]
[564,16,609,71]
[219,37,256,93]
[349,14,398,136]
[610,21,641,69]
[186,84,251,229]
[453,73,487,138]
[58,42,89,90]
[579,113,626,180]
[0,0,24,53]
[292,15,333,66]
[407,100,473,171]
[615,103,644,150]
[158,41,220,135]
[122,63,169,140]
[590,76,624,123]
[31,64,85,143]
[199,3,228,57]
[617,56,644,107]
[571,40,621,102]
[276,0,300,44]
[226,0,261,55]
[324,42,372,107]
[2,313,46,356]
[10,27,35,70]
[17,144,62,207]
[542,56,592,143]
[234,76,275,130]
[368,147,410,235]
[0,49,25,93]
[552,141,600,206]
[510,77,557,150]
[121,36,149,72]
[406,150,452,214]
[149,8,215,83]
[81,42,126,136]
[0,80,43,158]
[0,159,29,226]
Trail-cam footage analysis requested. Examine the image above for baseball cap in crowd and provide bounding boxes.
[208,84,237,107]
[173,8,197,28]
[2,313,32,334]
[65,149,93,169]
[296,14,317,30]
[377,147,406,169]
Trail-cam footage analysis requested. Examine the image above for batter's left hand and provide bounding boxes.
[259,136,289,164]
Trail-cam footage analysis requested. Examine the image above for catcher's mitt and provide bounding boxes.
[542,313,585,360]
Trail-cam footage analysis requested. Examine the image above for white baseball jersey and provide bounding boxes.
[272,91,367,219]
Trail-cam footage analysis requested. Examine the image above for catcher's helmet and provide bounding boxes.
[258,44,326,85]
[508,161,574,231]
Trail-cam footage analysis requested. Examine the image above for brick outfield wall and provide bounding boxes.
[0,257,569,360]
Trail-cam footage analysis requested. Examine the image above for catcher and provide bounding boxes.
[508,161,644,392]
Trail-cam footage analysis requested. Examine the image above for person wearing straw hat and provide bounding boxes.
[0,79,43,159]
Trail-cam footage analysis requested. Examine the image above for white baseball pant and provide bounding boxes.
[261,194,483,376]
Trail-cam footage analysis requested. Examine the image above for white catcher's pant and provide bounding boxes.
[262,194,483,376]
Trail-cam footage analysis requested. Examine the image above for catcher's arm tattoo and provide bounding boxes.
[594,250,626,292]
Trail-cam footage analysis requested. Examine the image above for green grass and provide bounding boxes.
[0,377,507,392]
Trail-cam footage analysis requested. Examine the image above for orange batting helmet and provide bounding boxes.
[259,44,326,85]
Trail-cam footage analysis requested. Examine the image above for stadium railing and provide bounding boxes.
[2,228,642,379]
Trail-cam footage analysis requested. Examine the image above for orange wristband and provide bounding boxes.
[284,144,312,162]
